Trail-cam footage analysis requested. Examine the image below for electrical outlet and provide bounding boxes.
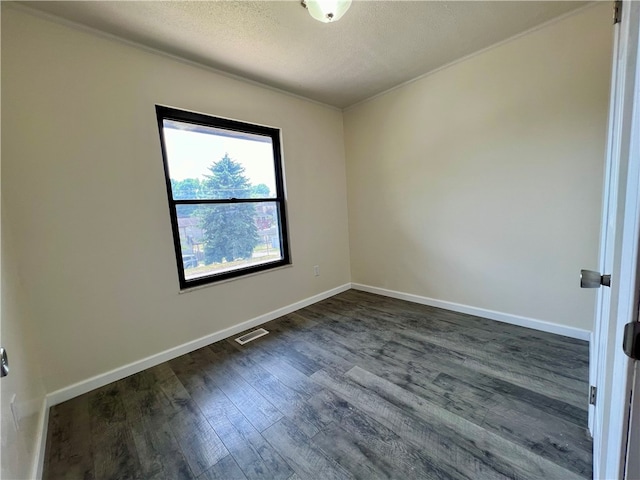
[10,394,19,431]
[313,265,320,276]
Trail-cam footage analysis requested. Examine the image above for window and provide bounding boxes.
[155,105,290,289]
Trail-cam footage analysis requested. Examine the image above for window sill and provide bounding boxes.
[178,262,293,294]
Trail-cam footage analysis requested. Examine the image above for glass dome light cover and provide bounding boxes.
[305,0,352,23]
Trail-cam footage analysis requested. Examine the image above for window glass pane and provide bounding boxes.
[157,106,290,288]
[163,120,277,200]
[176,202,283,280]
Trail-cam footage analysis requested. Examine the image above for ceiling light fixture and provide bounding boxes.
[301,0,352,23]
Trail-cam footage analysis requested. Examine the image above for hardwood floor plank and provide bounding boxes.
[43,290,592,480]
[312,423,397,480]
[155,369,192,417]
[130,416,195,479]
[151,361,230,477]
[190,379,239,422]
[261,418,354,480]
[197,345,283,432]
[433,371,592,475]
[398,328,586,397]
[210,341,333,437]
[335,291,589,382]
[198,455,247,480]
[246,332,327,377]
[188,375,295,480]
[345,365,586,480]
[169,352,211,393]
[167,399,229,477]
[308,389,449,479]
[44,396,95,480]
[376,334,588,427]
[92,421,142,480]
[225,408,295,480]
[209,413,292,480]
[343,290,588,358]
[311,368,514,480]
[88,383,127,435]
[305,296,588,410]
[273,321,482,426]
[118,370,167,424]
[228,340,325,399]
[481,407,592,477]
[174,421,229,477]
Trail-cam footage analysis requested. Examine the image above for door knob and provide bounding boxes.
[581,269,611,288]
[0,348,8,377]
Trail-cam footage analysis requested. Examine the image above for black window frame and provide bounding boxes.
[155,105,291,289]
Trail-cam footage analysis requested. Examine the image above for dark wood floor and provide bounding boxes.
[43,289,592,480]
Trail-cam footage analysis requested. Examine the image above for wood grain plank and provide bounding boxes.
[209,413,293,480]
[313,423,396,480]
[44,396,96,480]
[377,338,587,426]
[306,296,587,410]
[396,328,588,401]
[167,399,229,477]
[198,455,247,480]
[130,417,195,480]
[209,341,333,437]
[229,341,324,398]
[311,368,512,480]
[308,389,449,479]
[88,383,127,435]
[92,421,142,480]
[336,291,589,381]
[195,345,283,432]
[118,370,167,424]
[345,365,586,480]
[433,371,592,475]
[262,418,354,480]
[225,408,295,480]
[43,290,592,480]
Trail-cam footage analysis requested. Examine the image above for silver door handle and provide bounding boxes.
[581,269,611,288]
[0,348,8,377]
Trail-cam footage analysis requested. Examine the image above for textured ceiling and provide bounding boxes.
[20,1,589,108]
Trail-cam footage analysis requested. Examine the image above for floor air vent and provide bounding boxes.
[235,328,269,345]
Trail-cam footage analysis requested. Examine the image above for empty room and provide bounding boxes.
[3,1,640,479]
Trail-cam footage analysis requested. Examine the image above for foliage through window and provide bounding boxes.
[156,106,290,289]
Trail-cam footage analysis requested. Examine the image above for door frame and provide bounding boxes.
[593,1,640,478]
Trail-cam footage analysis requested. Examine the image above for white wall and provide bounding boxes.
[344,4,612,331]
[1,6,351,393]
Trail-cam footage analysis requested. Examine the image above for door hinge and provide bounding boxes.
[590,385,597,405]
[613,0,622,24]
[622,321,640,360]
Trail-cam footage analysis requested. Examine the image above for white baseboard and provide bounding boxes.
[351,283,591,341]
[46,283,351,407]
[32,397,50,480]
[35,281,590,478]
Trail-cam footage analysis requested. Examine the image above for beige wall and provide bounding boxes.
[1,6,351,393]
[0,0,612,406]
[1,181,47,478]
[344,4,612,330]
[0,4,617,475]
[1,10,48,477]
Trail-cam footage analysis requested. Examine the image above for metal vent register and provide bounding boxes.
[235,328,269,345]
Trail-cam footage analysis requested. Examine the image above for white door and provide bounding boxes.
[587,0,623,449]
[589,1,640,479]
[627,361,640,479]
